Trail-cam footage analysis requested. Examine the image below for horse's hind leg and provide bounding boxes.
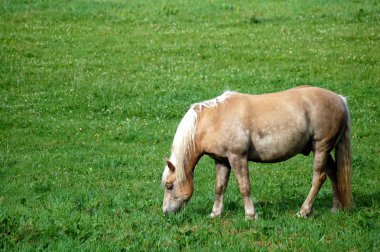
[211,161,231,218]
[228,155,256,220]
[326,154,341,212]
[298,151,328,218]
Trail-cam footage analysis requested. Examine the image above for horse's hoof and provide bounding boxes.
[296,211,309,218]
[210,212,221,218]
[331,207,339,213]
[245,214,258,221]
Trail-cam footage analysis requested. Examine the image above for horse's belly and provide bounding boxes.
[248,131,310,162]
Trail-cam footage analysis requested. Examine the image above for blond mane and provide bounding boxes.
[163,91,237,184]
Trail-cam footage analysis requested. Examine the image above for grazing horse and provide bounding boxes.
[161,86,353,219]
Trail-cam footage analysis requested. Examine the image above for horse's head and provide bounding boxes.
[162,159,194,214]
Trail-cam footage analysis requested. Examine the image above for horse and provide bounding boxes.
[161,86,353,220]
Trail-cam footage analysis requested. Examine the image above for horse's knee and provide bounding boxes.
[215,185,226,195]
[239,185,251,197]
[313,171,327,184]
[319,172,327,183]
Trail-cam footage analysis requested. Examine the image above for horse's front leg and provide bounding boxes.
[210,161,231,218]
[229,155,257,220]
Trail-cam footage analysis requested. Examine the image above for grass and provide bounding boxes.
[1,0,379,250]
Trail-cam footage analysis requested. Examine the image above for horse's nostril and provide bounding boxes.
[163,205,170,215]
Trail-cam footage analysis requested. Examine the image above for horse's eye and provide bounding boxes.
[166,184,174,191]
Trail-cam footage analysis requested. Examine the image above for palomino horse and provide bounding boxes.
[162,86,353,219]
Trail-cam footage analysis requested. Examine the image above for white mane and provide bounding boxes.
[162,91,237,184]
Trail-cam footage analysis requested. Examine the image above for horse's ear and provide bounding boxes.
[165,158,175,173]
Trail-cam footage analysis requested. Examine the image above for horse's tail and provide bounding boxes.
[335,96,353,209]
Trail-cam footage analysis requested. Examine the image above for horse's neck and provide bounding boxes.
[171,142,202,183]
[183,115,207,176]
[185,148,202,175]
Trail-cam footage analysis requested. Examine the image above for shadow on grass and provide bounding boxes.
[215,190,380,218]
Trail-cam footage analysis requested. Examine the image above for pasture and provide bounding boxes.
[1,0,379,250]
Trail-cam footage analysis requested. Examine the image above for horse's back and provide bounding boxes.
[243,87,346,125]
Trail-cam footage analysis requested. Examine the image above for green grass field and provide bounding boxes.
[1,0,379,250]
